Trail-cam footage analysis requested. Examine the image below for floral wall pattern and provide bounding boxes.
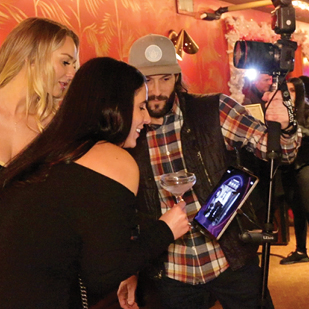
[1,0,309,95]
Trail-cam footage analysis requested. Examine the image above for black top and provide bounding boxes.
[0,163,173,308]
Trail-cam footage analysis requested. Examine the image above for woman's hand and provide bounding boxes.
[159,201,190,239]
[117,275,139,309]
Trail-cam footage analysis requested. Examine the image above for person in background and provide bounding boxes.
[243,72,273,112]
[299,75,309,104]
[280,77,309,264]
[117,34,301,309]
[0,17,79,168]
[299,75,309,130]
[0,57,190,308]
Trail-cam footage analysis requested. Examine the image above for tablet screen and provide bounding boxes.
[193,166,259,240]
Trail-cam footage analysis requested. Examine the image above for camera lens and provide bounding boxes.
[233,41,281,73]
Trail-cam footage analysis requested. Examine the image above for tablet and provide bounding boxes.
[193,166,259,240]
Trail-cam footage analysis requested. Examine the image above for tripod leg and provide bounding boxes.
[259,154,277,309]
[260,242,271,309]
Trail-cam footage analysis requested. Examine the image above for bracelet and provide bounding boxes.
[281,123,298,135]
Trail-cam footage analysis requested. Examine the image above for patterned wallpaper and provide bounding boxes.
[0,0,308,94]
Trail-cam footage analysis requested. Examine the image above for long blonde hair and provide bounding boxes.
[0,17,79,130]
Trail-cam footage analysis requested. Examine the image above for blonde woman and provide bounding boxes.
[0,17,79,167]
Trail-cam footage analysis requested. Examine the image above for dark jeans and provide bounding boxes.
[294,165,309,252]
[152,257,274,309]
[282,165,309,253]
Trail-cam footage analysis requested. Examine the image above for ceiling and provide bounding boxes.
[224,0,309,23]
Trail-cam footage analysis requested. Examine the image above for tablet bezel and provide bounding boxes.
[193,166,259,240]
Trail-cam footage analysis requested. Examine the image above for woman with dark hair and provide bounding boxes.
[287,77,307,125]
[280,77,309,264]
[0,57,189,308]
[299,75,309,126]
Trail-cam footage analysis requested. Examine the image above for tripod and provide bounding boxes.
[236,120,281,309]
[260,120,282,309]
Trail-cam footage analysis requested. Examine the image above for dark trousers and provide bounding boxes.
[140,256,274,309]
[294,165,309,252]
[282,165,309,253]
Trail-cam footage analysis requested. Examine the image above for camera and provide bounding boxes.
[233,1,297,75]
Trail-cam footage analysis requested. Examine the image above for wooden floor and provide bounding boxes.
[213,226,309,309]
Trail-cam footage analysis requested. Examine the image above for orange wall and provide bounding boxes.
[0,0,308,94]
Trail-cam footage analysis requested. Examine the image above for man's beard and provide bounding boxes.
[147,92,175,118]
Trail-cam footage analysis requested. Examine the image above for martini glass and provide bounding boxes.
[160,170,196,203]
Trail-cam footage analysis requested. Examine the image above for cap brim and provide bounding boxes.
[137,64,181,76]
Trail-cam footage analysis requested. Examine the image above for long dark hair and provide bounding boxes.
[0,57,145,188]
[299,75,309,101]
[288,77,306,126]
[299,75,309,124]
[175,73,188,95]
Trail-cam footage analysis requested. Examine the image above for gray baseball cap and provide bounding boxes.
[128,34,181,76]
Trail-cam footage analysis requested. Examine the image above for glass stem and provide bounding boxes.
[176,196,184,203]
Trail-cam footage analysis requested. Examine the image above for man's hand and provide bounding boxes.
[117,275,139,309]
[263,90,290,129]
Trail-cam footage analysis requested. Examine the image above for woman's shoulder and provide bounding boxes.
[75,142,139,195]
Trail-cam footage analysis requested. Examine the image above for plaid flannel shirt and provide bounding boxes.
[146,93,301,284]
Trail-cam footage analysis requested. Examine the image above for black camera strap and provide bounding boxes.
[280,80,298,134]
[266,76,297,135]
